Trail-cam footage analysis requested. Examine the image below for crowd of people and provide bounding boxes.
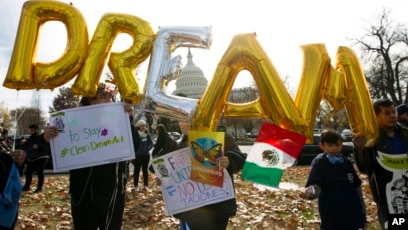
[2,94,408,230]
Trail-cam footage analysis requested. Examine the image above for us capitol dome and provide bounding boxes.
[173,49,208,99]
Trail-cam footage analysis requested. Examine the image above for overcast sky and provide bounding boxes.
[1,0,407,114]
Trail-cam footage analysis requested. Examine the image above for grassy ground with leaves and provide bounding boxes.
[15,166,381,230]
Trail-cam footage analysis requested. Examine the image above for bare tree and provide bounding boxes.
[221,87,262,138]
[350,8,408,104]
[319,102,349,132]
[10,107,47,135]
[29,90,44,125]
[1,106,12,131]
[49,87,81,113]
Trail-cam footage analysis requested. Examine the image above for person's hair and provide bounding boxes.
[156,124,167,135]
[373,98,394,115]
[79,97,90,106]
[320,129,342,144]
[2,129,8,135]
[92,82,117,101]
[216,125,227,132]
[29,124,39,129]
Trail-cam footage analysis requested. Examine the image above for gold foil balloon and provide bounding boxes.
[324,66,348,112]
[3,1,377,146]
[3,0,88,90]
[294,44,331,143]
[107,14,154,103]
[336,46,378,147]
[71,13,154,101]
[191,33,307,133]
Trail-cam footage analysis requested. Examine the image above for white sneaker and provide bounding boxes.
[132,187,138,192]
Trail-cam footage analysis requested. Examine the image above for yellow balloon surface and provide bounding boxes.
[294,44,331,143]
[2,1,378,146]
[3,0,88,90]
[336,46,379,146]
[71,13,154,102]
[324,66,348,112]
[191,33,306,132]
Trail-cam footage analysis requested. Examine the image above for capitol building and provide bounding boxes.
[173,49,208,98]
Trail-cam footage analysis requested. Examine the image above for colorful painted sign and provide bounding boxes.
[188,131,225,187]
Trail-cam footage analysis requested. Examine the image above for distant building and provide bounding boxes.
[173,49,207,98]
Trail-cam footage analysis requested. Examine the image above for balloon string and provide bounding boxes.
[12,91,27,150]
[12,91,19,150]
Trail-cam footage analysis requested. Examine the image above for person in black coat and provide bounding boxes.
[300,129,366,230]
[152,124,175,158]
[43,83,134,230]
[22,124,49,193]
[353,98,408,229]
[176,121,247,230]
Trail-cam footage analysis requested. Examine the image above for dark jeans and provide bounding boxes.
[23,157,48,190]
[133,154,150,187]
[71,189,125,230]
[175,198,236,230]
[183,211,230,230]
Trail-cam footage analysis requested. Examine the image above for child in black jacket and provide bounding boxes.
[300,129,366,230]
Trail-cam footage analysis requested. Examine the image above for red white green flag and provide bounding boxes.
[242,122,306,188]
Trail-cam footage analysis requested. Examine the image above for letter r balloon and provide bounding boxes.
[71,13,154,103]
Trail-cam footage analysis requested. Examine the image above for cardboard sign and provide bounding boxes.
[49,102,135,172]
[152,147,235,215]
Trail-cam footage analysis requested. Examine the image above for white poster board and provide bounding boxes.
[152,147,235,215]
[49,102,135,172]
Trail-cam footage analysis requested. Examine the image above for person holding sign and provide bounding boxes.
[43,82,134,230]
[0,145,27,229]
[353,98,408,229]
[174,120,245,230]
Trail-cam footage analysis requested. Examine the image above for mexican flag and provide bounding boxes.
[242,122,306,188]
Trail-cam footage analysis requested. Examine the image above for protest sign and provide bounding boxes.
[152,147,234,215]
[49,102,135,172]
[188,131,225,187]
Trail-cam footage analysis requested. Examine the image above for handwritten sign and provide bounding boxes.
[49,102,135,172]
[152,147,235,215]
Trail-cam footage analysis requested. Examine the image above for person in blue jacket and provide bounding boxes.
[300,129,367,230]
[1,146,27,229]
